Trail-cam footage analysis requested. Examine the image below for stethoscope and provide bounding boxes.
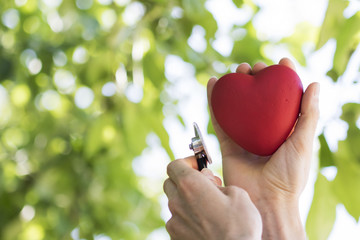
[189,122,212,171]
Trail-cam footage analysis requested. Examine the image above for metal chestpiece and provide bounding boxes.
[189,122,212,171]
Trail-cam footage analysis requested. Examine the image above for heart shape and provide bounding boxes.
[211,65,303,156]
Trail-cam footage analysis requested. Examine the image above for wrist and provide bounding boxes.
[255,197,305,240]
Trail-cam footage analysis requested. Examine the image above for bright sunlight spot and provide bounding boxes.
[74,87,94,109]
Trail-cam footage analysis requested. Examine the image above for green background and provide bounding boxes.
[0,0,359,239]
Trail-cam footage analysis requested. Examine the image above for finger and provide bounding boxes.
[236,63,252,74]
[164,178,177,199]
[288,82,320,153]
[167,157,225,203]
[166,156,200,185]
[166,217,180,239]
[207,77,250,157]
[252,62,267,74]
[201,168,223,186]
[207,77,232,144]
[166,217,195,240]
[279,57,296,71]
[182,155,199,169]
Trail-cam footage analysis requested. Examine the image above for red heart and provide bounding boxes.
[211,65,303,156]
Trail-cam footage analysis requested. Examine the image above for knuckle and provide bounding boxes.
[228,186,249,198]
[165,220,173,233]
[167,199,178,215]
[163,178,170,193]
[227,185,238,194]
[165,218,177,237]
[166,161,176,176]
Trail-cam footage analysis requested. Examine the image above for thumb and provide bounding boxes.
[288,82,320,153]
[207,77,232,144]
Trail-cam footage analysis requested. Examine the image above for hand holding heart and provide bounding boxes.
[211,62,303,156]
[208,58,320,239]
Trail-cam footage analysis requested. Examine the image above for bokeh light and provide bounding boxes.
[72,46,89,64]
[2,9,20,29]
[39,90,61,111]
[74,87,94,109]
[122,2,145,26]
[53,51,68,67]
[10,84,31,107]
[101,82,116,97]
[53,69,76,94]
[76,0,93,10]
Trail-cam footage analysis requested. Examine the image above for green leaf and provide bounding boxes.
[319,134,336,168]
[339,103,360,162]
[196,11,218,40]
[143,51,166,89]
[281,22,318,66]
[332,13,360,79]
[122,104,149,156]
[84,114,119,158]
[316,0,348,50]
[306,173,337,240]
[231,23,267,65]
[148,113,175,160]
[232,0,244,8]
[207,109,216,136]
[177,114,186,128]
[332,157,360,220]
[318,1,360,80]
[182,0,206,20]
[332,103,360,220]
[340,103,360,128]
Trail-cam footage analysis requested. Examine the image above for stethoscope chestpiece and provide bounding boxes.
[189,122,212,171]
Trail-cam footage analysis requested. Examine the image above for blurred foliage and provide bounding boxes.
[306,0,360,238]
[308,103,360,239]
[306,173,337,240]
[318,0,360,81]
[0,0,359,239]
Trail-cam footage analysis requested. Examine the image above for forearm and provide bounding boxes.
[256,198,305,240]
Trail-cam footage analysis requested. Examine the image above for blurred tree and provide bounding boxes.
[0,0,359,239]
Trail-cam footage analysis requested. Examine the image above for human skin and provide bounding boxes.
[207,58,320,239]
[164,157,263,240]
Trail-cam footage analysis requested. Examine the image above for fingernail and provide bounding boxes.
[201,168,214,176]
[213,176,222,186]
[201,168,216,182]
